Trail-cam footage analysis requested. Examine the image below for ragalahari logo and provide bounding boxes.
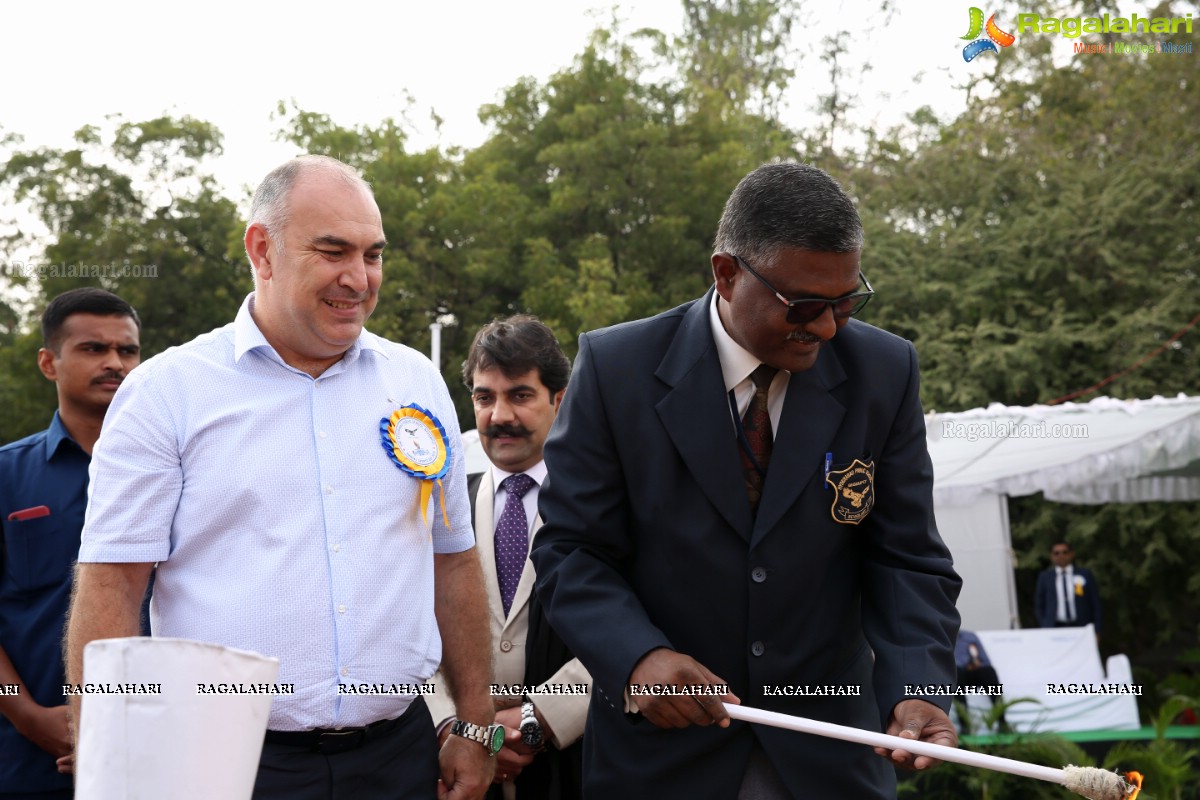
[962,7,1016,61]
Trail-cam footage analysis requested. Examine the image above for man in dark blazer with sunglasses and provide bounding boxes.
[531,162,962,799]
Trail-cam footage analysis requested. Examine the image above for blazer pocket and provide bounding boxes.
[4,516,79,592]
[823,455,876,525]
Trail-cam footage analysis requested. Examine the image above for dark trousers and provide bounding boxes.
[253,697,438,800]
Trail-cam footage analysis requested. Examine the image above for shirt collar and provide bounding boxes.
[44,410,83,462]
[708,290,764,392]
[232,292,388,367]
[490,459,548,494]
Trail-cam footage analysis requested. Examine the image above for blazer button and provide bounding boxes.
[751,641,765,657]
[751,567,767,583]
[499,640,513,652]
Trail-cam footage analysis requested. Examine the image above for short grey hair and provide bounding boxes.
[247,155,373,252]
[713,162,864,265]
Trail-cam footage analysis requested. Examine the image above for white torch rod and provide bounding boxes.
[725,703,1063,784]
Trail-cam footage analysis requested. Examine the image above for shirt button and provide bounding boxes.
[318,431,327,439]
[499,640,513,653]
[332,544,340,552]
[751,641,765,657]
[337,604,346,614]
[341,667,349,677]
[325,485,334,495]
[751,567,767,583]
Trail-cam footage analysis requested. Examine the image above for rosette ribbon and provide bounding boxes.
[379,403,453,529]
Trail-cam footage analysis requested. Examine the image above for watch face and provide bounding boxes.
[489,724,506,755]
[521,720,544,747]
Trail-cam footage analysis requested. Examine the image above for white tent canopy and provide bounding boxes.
[928,394,1200,630]
[463,395,1200,630]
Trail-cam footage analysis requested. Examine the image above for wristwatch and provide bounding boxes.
[450,718,505,756]
[520,699,544,749]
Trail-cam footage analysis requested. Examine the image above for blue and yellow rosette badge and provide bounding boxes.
[380,404,452,529]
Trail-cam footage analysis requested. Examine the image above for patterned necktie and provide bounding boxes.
[496,473,536,617]
[740,364,779,513]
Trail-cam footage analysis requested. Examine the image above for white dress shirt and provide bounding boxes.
[709,291,790,434]
[79,294,475,730]
[489,460,547,537]
[1055,565,1077,622]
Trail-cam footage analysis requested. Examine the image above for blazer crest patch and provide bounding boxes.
[825,458,875,525]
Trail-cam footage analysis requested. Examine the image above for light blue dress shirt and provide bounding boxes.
[80,294,475,730]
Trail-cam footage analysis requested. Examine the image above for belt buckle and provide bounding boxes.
[316,728,366,755]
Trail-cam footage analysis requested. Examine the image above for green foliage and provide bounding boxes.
[1155,651,1200,712]
[908,698,1200,799]
[1010,496,1200,673]
[677,0,800,118]
[849,0,1198,410]
[0,330,55,444]
[899,733,1095,799]
[843,1,1200,674]
[285,7,801,421]
[1104,696,1200,800]
[0,115,250,442]
[956,695,1039,737]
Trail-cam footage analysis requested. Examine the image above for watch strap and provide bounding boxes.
[450,718,503,756]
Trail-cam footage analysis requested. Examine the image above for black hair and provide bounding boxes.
[713,162,864,264]
[42,287,140,353]
[463,315,570,396]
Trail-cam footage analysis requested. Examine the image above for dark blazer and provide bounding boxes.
[1035,566,1102,633]
[531,288,962,798]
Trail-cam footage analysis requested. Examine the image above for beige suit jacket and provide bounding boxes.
[426,467,591,750]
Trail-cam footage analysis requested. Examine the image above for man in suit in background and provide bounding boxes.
[952,630,1007,735]
[1035,539,1102,637]
[531,162,962,798]
[428,315,588,799]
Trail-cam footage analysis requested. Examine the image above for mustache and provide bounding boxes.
[484,424,531,439]
[786,331,823,344]
[92,371,125,384]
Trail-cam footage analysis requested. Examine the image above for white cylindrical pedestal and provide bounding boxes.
[76,637,280,800]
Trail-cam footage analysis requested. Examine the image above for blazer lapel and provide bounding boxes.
[473,471,508,630]
[752,344,847,545]
[655,287,753,538]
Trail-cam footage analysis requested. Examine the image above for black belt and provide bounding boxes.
[265,703,416,754]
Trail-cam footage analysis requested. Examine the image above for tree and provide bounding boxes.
[0,115,249,442]
[677,0,802,119]
[842,0,1200,677]
[847,0,1198,410]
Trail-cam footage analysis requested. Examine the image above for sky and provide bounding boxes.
[1,0,982,206]
[4,0,1189,284]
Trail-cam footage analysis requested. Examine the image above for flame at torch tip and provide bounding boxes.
[1124,771,1143,800]
[1061,765,1137,800]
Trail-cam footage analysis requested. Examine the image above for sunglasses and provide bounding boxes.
[732,254,874,324]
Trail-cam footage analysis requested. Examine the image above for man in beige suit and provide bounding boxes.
[428,315,589,799]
